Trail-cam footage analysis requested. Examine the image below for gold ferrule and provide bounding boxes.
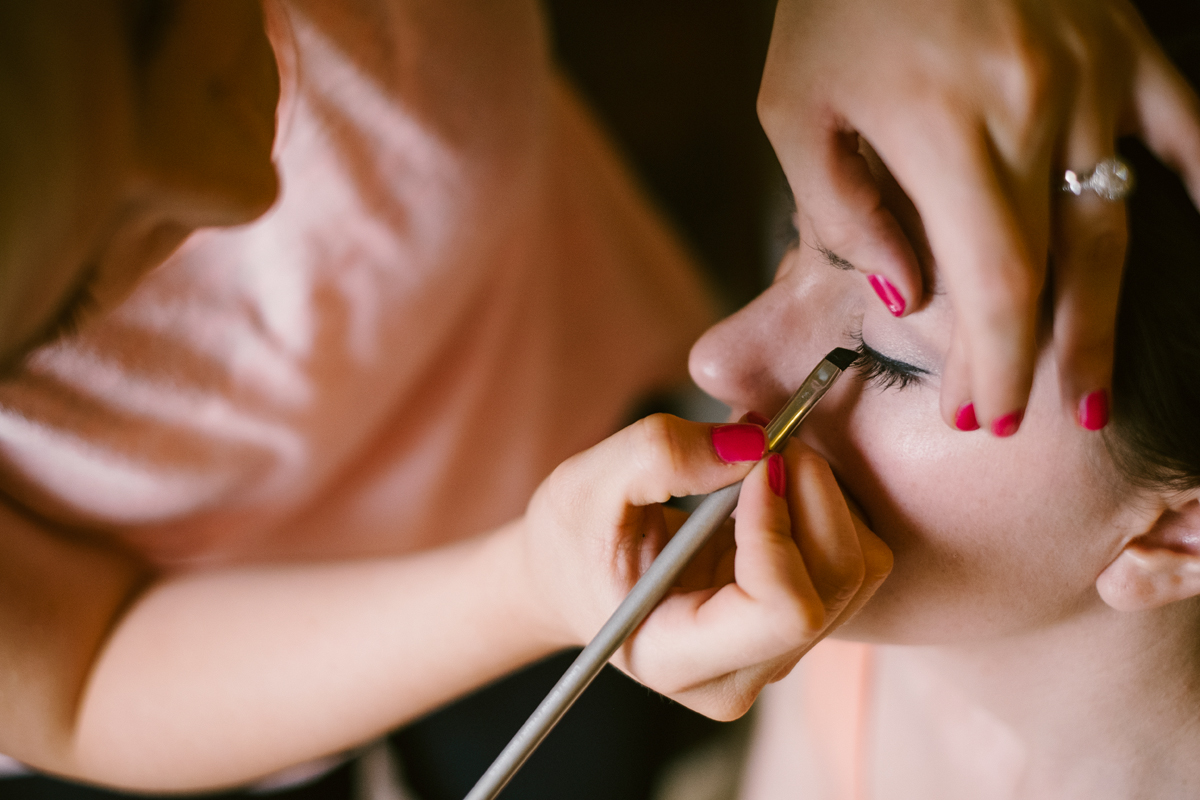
[764,359,842,452]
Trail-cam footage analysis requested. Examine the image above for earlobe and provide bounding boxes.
[1096,498,1200,612]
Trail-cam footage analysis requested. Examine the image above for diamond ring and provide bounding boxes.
[1062,158,1134,201]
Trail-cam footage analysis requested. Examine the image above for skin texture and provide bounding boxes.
[688,197,1200,797]
[760,0,1200,435]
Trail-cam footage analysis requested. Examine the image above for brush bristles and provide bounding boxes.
[825,347,860,371]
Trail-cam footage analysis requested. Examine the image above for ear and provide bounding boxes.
[1096,495,1200,611]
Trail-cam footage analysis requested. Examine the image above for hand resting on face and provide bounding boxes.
[760,0,1200,437]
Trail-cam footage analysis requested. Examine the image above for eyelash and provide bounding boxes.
[851,331,923,391]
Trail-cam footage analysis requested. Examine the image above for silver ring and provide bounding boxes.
[1062,157,1134,201]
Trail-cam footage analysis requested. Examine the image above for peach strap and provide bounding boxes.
[802,640,875,800]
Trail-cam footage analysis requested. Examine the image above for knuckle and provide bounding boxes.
[1058,25,1102,83]
[539,457,591,522]
[814,217,860,258]
[1067,15,1134,80]
[985,26,1064,141]
[1015,48,1058,112]
[630,413,685,481]
[828,557,867,601]
[710,697,755,723]
[790,444,833,484]
[769,597,824,644]
[696,680,757,722]
[793,444,830,471]
[686,695,750,723]
[866,541,895,581]
[819,178,887,236]
[756,84,782,130]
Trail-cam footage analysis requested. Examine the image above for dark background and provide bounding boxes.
[548,0,783,313]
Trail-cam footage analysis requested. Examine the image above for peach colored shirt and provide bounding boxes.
[0,0,713,568]
[739,640,874,800]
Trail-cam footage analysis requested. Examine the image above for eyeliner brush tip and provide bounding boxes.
[825,347,860,371]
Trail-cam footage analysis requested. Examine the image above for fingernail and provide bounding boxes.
[767,453,787,497]
[712,424,767,463]
[867,274,906,317]
[742,411,771,427]
[954,403,980,432]
[991,410,1024,438]
[1078,390,1109,431]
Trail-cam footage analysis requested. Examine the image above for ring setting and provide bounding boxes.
[1062,157,1134,201]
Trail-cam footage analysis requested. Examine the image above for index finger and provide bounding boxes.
[557,415,765,512]
[882,115,1046,434]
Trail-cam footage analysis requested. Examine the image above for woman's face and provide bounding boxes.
[689,212,1147,645]
[0,0,278,372]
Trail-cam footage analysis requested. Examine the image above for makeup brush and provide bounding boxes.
[464,347,860,800]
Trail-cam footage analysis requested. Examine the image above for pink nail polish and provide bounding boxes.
[743,411,772,428]
[955,403,980,431]
[991,410,1024,438]
[712,424,767,463]
[867,274,906,317]
[768,453,787,497]
[1078,390,1109,431]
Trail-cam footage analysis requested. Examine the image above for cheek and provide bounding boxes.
[837,384,1120,644]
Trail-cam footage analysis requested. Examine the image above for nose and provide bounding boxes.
[130,0,281,229]
[689,245,867,421]
[689,268,835,418]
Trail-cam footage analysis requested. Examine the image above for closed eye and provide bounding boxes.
[851,329,929,391]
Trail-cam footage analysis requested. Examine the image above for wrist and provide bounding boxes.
[477,516,574,656]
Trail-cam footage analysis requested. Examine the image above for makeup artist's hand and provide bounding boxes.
[760,0,1200,435]
[519,415,891,719]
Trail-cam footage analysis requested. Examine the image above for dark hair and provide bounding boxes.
[1105,36,1200,490]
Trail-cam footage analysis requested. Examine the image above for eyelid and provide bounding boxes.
[850,328,929,391]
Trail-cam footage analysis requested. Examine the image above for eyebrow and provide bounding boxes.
[815,244,855,271]
[817,244,944,296]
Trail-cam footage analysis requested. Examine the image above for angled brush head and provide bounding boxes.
[825,347,860,371]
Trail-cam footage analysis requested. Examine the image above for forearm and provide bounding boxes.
[65,519,557,793]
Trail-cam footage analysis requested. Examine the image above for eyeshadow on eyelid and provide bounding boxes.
[850,323,936,377]
[861,341,929,375]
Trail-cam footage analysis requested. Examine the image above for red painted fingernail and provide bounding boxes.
[991,410,1024,438]
[954,403,980,432]
[712,424,767,463]
[767,453,787,498]
[743,411,771,427]
[867,274,906,317]
[1078,390,1109,431]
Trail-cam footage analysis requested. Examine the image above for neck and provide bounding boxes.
[871,598,1200,800]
